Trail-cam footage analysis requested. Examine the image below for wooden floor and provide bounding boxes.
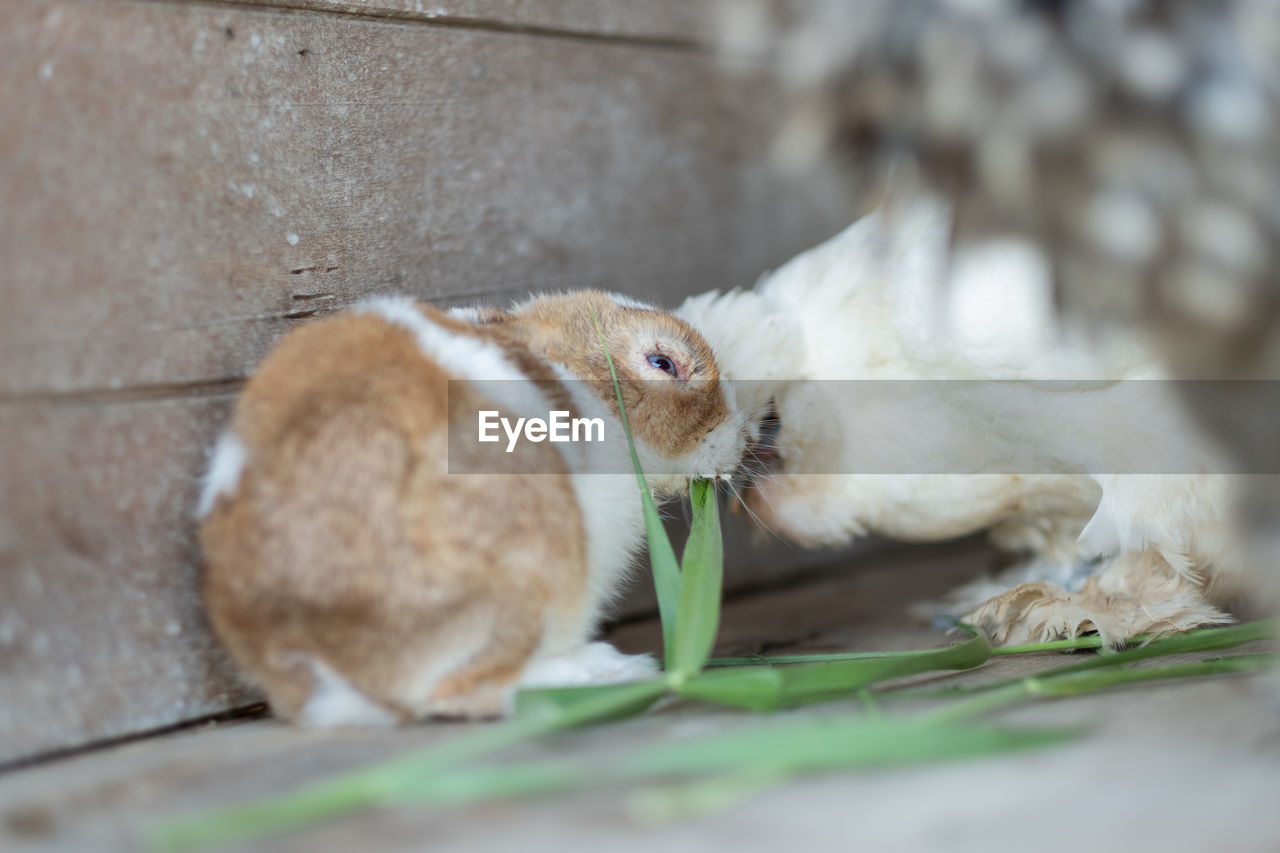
[3,542,1278,853]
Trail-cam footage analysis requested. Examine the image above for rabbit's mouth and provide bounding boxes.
[717,402,784,525]
[743,402,782,477]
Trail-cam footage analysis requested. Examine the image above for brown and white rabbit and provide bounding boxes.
[197,291,747,726]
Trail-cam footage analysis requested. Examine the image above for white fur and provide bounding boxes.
[356,295,549,417]
[686,195,1223,548]
[639,403,748,491]
[609,293,660,312]
[519,642,658,688]
[357,295,521,381]
[550,469,643,648]
[1080,474,1237,579]
[535,364,647,653]
[196,432,247,518]
[296,656,397,728]
[679,196,1236,636]
[446,305,483,323]
[511,291,659,315]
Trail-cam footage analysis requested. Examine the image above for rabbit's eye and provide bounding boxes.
[646,354,679,377]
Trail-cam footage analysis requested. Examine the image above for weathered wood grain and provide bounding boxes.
[0,0,850,761]
[213,0,719,43]
[1,0,840,397]
[0,393,254,765]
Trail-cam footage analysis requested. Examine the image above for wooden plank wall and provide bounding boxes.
[0,0,849,764]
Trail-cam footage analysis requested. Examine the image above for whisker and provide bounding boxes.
[725,480,785,543]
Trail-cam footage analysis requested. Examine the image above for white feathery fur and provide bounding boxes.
[608,293,661,312]
[356,296,550,418]
[679,196,1241,643]
[295,655,397,728]
[196,432,248,518]
[446,305,484,323]
[519,642,659,688]
[539,362,646,655]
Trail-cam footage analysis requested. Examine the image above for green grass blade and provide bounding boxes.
[181,652,1265,834]
[708,648,944,667]
[380,717,1077,819]
[771,629,993,708]
[884,620,1277,704]
[151,680,668,852]
[903,620,1275,702]
[388,761,587,806]
[670,479,723,681]
[620,716,1077,778]
[514,679,668,722]
[627,768,789,823]
[1026,653,1275,697]
[154,636,1267,850]
[195,652,1267,832]
[670,666,788,710]
[149,715,550,852]
[677,630,993,710]
[639,501,682,670]
[709,634,1121,667]
[923,652,1275,724]
[713,621,1276,670]
[590,309,681,666]
[618,717,1075,821]
[1034,619,1274,671]
[333,716,1075,820]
